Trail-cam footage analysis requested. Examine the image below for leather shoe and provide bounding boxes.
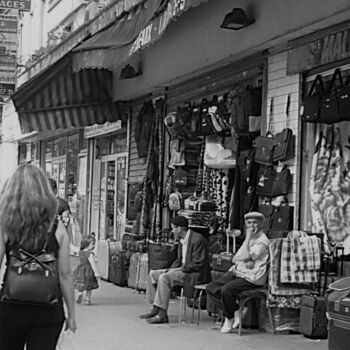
[146,315,169,324]
[139,311,158,319]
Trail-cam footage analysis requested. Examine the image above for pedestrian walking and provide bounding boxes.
[73,234,100,305]
[0,164,76,349]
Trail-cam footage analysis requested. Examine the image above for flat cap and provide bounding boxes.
[244,211,265,221]
[172,215,189,228]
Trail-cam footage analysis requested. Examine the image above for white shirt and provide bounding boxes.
[180,229,191,265]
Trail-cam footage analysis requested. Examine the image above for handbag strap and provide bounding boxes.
[285,94,291,129]
[308,74,325,96]
[268,97,273,133]
[326,68,343,94]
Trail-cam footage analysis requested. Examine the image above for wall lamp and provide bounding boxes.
[119,63,142,79]
[220,8,255,30]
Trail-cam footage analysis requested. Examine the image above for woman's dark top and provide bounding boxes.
[0,228,65,325]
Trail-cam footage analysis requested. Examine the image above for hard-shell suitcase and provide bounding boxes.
[136,253,149,292]
[211,230,238,272]
[299,295,328,339]
[128,252,141,289]
[109,250,130,287]
[96,239,109,280]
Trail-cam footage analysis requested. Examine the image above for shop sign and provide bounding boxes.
[0,13,17,101]
[0,0,31,11]
[287,25,350,75]
[84,120,122,138]
[129,0,185,56]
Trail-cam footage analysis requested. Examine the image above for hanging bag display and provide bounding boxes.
[319,68,343,124]
[258,201,274,229]
[271,165,292,197]
[255,165,276,197]
[197,98,216,136]
[273,94,294,162]
[253,98,275,165]
[270,201,294,230]
[301,74,324,123]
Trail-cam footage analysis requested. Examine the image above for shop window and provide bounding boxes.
[45,140,53,160]
[53,137,67,157]
[101,137,111,155]
[18,143,27,164]
[79,130,87,152]
[67,133,79,197]
[111,132,127,153]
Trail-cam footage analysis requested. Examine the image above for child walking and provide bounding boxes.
[73,235,100,305]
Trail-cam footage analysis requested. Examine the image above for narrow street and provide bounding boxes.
[73,280,328,350]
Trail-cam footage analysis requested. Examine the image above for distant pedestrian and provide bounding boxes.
[73,234,100,305]
[0,164,76,349]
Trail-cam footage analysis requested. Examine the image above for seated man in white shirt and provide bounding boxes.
[139,215,211,324]
[206,211,269,333]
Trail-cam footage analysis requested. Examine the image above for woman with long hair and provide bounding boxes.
[0,164,76,349]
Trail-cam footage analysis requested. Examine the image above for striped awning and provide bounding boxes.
[12,55,121,134]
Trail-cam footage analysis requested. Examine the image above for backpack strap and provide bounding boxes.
[42,217,59,252]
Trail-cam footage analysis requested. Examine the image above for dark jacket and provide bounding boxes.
[171,230,211,297]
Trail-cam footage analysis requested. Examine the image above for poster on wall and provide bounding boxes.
[0,12,17,103]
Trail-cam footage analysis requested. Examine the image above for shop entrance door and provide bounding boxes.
[94,153,127,241]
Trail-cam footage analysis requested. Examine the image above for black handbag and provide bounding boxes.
[270,204,294,230]
[271,165,292,197]
[258,203,274,229]
[148,242,178,270]
[256,166,276,197]
[319,69,343,124]
[0,220,60,306]
[273,94,294,162]
[302,74,324,123]
[338,75,350,121]
[254,98,275,165]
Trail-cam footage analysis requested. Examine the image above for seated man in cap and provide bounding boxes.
[140,215,211,324]
[206,211,269,333]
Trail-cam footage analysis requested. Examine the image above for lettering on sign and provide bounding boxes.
[0,0,31,11]
[158,0,185,35]
[287,25,350,75]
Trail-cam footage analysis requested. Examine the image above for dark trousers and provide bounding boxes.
[0,302,65,350]
[206,272,259,319]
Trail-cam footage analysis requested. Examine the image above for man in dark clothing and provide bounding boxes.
[140,215,211,324]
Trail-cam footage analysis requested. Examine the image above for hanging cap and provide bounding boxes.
[244,211,265,221]
[172,215,189,228]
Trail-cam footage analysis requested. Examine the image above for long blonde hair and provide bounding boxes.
[0,164,57,251]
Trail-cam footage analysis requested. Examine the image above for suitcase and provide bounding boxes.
[107,241,122,282]
[328,297,350,350]
[109,251,130,287]
[299,295,328,339]
[128,252,141,289]
[96,239,110,280]
[211,230,238,272]
[136,253,149,292]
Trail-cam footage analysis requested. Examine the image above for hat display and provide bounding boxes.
[172,215,189,227]
[244,211,265,221]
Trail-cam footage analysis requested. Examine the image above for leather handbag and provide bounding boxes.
[270,204,294,230]
[0,221,60,306]
[258,203,274,229]
[254,97,275,165]
[302,74,324,123]
[319,69,343,124]
[174,167,188,186]
[148,242,178,270]
[271,165,292,197]
[273,94,294,162]
[197,98,216,136]
[338,75,350,121]
[256,166,276,197]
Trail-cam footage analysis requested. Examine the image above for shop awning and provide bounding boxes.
[72,0,208,72]
[12,55,120,134]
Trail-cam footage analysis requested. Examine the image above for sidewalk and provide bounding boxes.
[73,280,328,350]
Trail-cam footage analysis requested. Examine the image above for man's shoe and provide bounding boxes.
[220,317,234,333]
[139,311,159,319]
[146,315,169,324]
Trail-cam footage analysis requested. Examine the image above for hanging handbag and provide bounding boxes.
[174,167,188,186]
[197,99,216,136]
[301,74,324,123]
[254,98,275,165]
[338,74,350,121]
[273,94,294,162]
[204,134,237,169]
[271,165,292,197]
[255,165,276,197]
[0,220,60,306]
[258,202,274,229]
[319,68,343,124]
[270,202,294,230]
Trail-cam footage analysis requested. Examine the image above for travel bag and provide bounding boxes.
[109,250,130,287]
[211,229,238,272]
[128,252,141,289]
[148,242,178,270]
[299,295,328,339]
[136,253,149,292]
